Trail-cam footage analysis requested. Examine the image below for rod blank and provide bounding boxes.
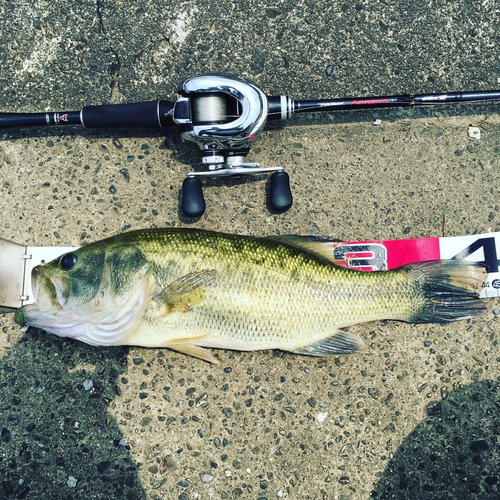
[291,90,500,115]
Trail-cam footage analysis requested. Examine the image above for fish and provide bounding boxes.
[14,228,487,363]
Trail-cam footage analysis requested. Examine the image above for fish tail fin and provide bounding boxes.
[405,260,487,324]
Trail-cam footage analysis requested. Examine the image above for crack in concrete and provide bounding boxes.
[96,0,124,102]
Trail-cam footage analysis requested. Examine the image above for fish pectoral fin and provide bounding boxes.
[167,343,217,364]
[154,269,217,316]
[289,331,366,357]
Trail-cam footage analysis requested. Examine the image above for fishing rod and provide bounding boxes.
[1,75,499,217]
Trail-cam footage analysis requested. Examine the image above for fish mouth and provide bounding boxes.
[14,302,64,330]
[31,265,42,303]
[14,308,25,327]
[31,266,61,313]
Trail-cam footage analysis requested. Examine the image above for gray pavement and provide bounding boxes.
[0,1,498,498]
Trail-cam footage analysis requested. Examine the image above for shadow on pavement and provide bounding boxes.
[372,379,499,499]
[0,326,146,499]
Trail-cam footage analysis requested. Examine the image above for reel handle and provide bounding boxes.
[269,171,293,212]
[181,177,205,218]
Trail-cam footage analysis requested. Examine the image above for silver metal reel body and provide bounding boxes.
[173,74,277,175]
[173,75,292,216]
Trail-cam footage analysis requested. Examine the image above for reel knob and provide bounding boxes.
[269,171,293,212]
[182,177,205,217]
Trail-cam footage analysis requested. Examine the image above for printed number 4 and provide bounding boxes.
[452,237,500,273]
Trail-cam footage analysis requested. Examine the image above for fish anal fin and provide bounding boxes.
[154,269,217,316]
[168,344,217,364]
[290,331,366,357]
[265,235,340,264]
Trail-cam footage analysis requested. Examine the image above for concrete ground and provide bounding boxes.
[0,0,498,498]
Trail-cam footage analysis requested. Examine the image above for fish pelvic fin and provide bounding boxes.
[166,342,217,364]
[168,344,217,364]
[404,260,487,324]
[290,331,366,357]
[161,332,218,363]
[153,269,217,316]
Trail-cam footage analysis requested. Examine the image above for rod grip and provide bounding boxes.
[81,100,175,128]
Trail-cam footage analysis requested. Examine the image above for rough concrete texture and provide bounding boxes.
[0,0,498,499]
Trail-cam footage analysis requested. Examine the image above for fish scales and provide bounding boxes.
[14,228,486,362]
[131,229,415,348]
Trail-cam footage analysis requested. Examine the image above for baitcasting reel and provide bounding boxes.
[1,74,499,217]
[172,75,292,217]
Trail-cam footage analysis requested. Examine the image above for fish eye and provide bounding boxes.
[60,253,77,271]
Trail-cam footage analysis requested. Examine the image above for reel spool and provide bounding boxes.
[173,75,292,217]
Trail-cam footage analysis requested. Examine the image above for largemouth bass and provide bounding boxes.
[14,228,486,363]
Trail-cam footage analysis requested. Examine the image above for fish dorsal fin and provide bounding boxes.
[264,235,341,263]
[154,269,217,315]
[290,331,366,357]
